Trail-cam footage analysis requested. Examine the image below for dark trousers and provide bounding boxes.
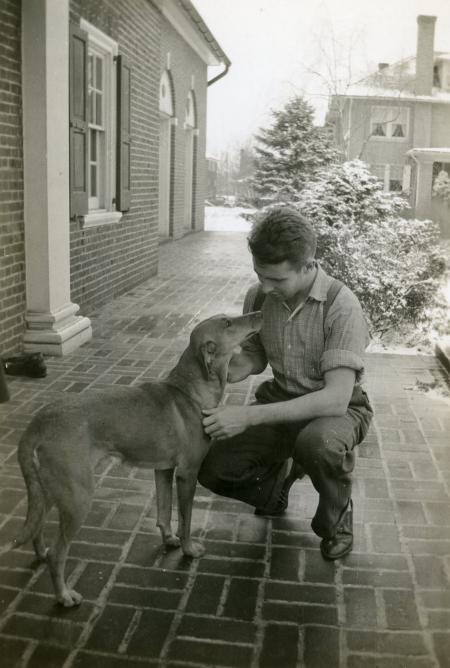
[198,381,373,539]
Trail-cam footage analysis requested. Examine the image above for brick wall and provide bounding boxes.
[69,0,161,313]
[0,0,26,355]
[160,17,207,239]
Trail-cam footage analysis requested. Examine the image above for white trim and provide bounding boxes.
[154,0,220,65]
[408,147,450,162]
[82,211,123,228]
[80,18,118,55]
[81,19,118,220]
[336,93,450,105]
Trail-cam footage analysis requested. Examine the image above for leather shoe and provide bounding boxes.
[320,499,353,560]
[255,461,305,517]
[3,353,47,378]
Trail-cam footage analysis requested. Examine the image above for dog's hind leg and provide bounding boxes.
[32,490,53,561]
[176,472,205,558]
[32,488,54,561]
[155,469,180,549]
[47,493,92,607]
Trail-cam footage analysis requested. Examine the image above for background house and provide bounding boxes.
[0,0,229,357]
[327,15,450,236]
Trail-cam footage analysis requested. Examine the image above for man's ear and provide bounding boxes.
[199,341,217,379]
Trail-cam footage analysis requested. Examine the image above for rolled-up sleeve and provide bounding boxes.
[320,290,370,381]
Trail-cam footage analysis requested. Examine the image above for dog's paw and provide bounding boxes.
[182,541,205,558]
[58,589,83,607]
[164,535,181,549]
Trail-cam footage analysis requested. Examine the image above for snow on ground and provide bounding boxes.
[204,205,254,232]
[203,206,449,359]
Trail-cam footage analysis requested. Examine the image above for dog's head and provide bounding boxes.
[190,311,262,380]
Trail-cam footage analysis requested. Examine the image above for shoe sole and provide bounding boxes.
[320,541,353,561]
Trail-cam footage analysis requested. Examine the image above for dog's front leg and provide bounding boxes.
[155,469,180,549]
[175,472,205,558]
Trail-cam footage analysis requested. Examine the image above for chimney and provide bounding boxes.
[415,15,436,95]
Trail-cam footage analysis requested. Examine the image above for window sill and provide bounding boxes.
[81,211,123,228]
[370,136,408,142]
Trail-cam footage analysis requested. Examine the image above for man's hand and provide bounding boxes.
[202,406,252,440]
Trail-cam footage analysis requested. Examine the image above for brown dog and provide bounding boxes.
[2,311,262,606]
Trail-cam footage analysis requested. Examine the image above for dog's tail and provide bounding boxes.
[0,426,46,554]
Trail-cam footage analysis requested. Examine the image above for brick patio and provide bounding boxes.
[0,230,450,668]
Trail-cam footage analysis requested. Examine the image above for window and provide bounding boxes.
[81,21,120,225]
[436,61,450,90]
[88,50,106,209]
[370,106,409,141]
[371,164,408,192]
[69,21,130,225]
[389,165,403,191]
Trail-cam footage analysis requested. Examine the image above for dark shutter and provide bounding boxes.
[69,23,89,217]
[116,54,131,212]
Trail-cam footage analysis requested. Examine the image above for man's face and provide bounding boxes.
[252,258,310,302]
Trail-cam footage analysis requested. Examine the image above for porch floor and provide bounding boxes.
[1,230,450,667]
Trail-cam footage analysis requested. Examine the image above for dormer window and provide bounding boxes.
[433,65,441,87]
[435,60,450,90]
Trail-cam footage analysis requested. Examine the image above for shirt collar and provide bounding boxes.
[285,262,329,320]
[307,263,329,303]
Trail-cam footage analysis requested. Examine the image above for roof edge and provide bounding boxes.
[179,0,231,67]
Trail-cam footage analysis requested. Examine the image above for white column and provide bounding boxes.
[22,0,92,355]
[415,160,434,219]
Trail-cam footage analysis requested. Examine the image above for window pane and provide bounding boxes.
[90,129,97,161]
[96,56,103,90]
[89,90,94,124]
[372,123,386,136]
[88,55,93,87]
[90,165,97,197]
[389,179,402,191]
[392,124,404,137]
[96,92,102,126]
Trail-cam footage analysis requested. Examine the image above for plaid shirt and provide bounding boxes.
[242,264,370,396]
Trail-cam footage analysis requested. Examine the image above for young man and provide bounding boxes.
[198,206,373,560]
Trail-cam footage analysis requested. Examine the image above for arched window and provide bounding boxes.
[184,90,196,129]
[159,70,174,117]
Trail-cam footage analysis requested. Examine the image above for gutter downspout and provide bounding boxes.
[208,62,230,87]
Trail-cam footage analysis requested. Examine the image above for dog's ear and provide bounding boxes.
[199,341,217,379]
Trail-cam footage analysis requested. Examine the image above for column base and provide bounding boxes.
[23,303,92,356]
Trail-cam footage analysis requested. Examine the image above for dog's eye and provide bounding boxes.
[225,319,232,328]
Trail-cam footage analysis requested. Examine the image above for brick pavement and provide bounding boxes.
[0,230,450,668]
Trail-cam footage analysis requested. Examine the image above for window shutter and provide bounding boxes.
[69,23,89,217]
[116,54,131,212]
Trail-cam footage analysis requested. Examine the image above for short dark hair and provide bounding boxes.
[248,206,317,268]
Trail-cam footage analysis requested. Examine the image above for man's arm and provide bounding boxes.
[250,366,355,425]
[227,348,267,383]
[203,367,356,439]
